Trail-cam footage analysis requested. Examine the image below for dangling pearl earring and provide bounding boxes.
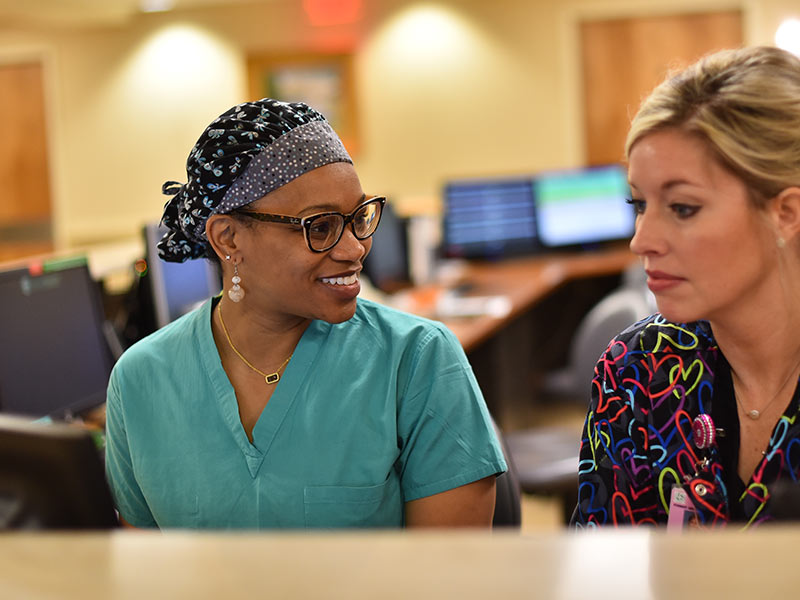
[777,236,787,249]
[228,262,245,302]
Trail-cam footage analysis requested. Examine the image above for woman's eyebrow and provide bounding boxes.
[661,178,698,191]
[627,178,699,195]
[301,193,367,215]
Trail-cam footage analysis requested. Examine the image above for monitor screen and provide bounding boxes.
[0,258,114,419]
[441,177,539,259]
[533,164,634,249]
[144,223,222,329]
[361,200,411,293]
[0,414,119,530]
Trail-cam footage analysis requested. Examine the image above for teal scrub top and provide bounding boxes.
[105,297,506,529]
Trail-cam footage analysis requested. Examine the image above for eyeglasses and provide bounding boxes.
[237,196,386,253]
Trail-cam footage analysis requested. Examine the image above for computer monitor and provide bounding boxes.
[532,164,634,250]
[0,258,114,419]
[441,177,539,259]
[361,200,411,293]
[143,223,222,329]
[0,414,119,530]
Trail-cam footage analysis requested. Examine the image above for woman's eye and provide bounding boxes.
[309,221,332,235]
[625,198,645,215]
[671,203,700,219]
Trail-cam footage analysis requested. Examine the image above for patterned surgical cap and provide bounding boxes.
[158,98,352,262]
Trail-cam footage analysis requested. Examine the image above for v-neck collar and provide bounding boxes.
[198,298,332,477]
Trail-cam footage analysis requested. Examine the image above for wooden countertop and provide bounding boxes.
[0,526,792,599]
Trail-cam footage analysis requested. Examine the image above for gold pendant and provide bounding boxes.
[265,373,280,384]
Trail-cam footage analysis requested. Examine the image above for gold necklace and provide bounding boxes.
[733,354,800,420]
[217,303,292,385]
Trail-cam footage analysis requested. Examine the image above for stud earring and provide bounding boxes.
[777,237,787,249]
[228,263,245,302]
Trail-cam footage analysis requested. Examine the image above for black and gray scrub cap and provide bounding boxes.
[158,98,352,262]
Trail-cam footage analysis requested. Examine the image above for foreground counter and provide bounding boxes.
[0,527,793,599]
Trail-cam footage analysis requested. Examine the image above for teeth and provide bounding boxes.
[321,273,358,286]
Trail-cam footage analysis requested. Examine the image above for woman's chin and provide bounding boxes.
[318,301,359,324]
[656,304,702,324]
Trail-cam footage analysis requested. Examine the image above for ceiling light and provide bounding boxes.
[775,18,800,57]
[140,0,175,13]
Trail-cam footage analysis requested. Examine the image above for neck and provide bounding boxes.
[707,254,800,385]
[213,297,310,369]
[711,302,800,394]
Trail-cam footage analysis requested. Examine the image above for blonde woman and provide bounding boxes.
[573,46,800,528]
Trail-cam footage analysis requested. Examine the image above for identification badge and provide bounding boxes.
[667,485,698,531]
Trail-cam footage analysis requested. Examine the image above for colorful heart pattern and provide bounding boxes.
[572,315,800,528]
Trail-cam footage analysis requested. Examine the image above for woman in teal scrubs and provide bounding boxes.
[105,98,506,529]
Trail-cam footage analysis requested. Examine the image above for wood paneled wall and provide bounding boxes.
[581,11,743,166]
[0,62,53,259]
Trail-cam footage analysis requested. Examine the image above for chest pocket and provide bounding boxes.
[303,476,402,528]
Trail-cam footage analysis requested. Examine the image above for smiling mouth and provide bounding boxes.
[320,273,358,286]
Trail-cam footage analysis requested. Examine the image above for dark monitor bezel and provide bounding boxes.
[0,414,119,530]
[0,260,114,420]
[361,199,412,293]
[143,223,221,330]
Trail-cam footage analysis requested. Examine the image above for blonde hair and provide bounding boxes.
[626,46,800,207]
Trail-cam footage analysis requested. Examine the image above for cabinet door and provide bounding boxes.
[581,11,742,166]
[0,61,53,261]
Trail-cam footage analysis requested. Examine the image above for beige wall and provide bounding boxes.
[0,0,791,250]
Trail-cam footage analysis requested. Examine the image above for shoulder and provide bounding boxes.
[596,315,718,394]
[112,300,211,376]
[346,298,461,350]
[330,299,469,384]
[609,314,716,361]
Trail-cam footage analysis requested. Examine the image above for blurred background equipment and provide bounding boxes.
[142,223,222,330]
[0,258,115,421]
[0,414,119,530]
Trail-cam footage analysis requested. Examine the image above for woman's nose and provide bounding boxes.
[330,225,367,262]
[629,211,665,257]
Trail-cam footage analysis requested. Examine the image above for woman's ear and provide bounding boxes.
[206,215,240,262]
[773,187,800,243]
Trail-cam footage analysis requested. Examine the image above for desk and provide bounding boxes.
[400,246,635,429]
[434,247,635,353]
[0,528,792,599]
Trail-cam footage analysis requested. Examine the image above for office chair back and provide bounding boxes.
[569,286,654,395]
[544,265,655,401]
[0,415,119,530]
[507,265,654,524]
[491,419,522,528]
